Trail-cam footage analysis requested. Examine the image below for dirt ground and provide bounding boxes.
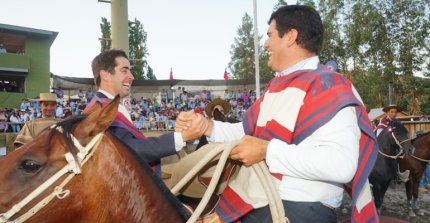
[336,181,430,223]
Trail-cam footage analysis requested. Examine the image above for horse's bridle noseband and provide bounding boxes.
[378,132,410,159]
[0,126,104,223]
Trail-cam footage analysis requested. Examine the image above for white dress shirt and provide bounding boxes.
[209,57,361,208]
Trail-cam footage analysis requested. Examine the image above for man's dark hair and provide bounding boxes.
[91,49,129,86]
[269,5,324,54]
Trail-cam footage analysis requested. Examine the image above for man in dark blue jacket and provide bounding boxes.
[85,49,207,174]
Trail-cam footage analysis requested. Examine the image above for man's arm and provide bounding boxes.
[109,127,177,163]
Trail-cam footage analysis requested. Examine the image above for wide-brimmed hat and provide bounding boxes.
[204,98,231,118]
[31,93,57,102]
[383,104,401,112]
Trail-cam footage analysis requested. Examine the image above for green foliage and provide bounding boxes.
[228,13,273,80]
[146,66,156,80]
[290,0,430,114]
[273,0,289,11]
[100,17,111,52]
[99,17,151,80]
[128,18,148,80]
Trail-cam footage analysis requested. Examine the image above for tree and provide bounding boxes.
[99,17,151,80]
[129,18,149,80]
[273,0,288,11]
[100,17,111,52]
[146,66,156,80]
[228,13,273,80]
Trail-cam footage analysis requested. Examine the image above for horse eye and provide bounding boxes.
[19,160,42,173]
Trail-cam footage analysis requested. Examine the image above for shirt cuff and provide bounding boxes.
[174,132,186,151]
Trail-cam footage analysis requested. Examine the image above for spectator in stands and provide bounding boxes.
[0,109,8,132]
[14,93,61,148]
[78,90,85,101]
[56,104,64,118]
[85,87,95,102]
[9,110,21,133]
[0,44,7,53]
[160,89,168,104]
[63,107,73,118]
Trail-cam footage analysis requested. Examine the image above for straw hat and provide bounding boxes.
[383,104,401,112]
[204,98,231,118]
[31,93,57,102]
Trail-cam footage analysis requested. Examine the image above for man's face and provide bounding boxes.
[387,108,397,119]
[106,57,134,98]
[39,101,57,118]
[263,20,289,72]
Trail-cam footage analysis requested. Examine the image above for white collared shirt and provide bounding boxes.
[209,57,361,207]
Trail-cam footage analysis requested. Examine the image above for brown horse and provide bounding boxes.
[398,131,430,216]
[0,96,190,222]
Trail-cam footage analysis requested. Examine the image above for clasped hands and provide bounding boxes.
[175,110,268,166]
[176,110,210,142]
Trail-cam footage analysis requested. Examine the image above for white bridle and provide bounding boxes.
[0,126,104,223]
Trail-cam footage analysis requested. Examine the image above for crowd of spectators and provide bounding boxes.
[0,87,259,132]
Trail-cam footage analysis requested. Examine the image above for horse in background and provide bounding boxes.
[398,131,430,216]
[369,121,414,214]
[0,96,190,222]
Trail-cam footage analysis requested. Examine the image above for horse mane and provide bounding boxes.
[47,114,191,221]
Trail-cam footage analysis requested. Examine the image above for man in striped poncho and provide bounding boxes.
[177,5,379,223]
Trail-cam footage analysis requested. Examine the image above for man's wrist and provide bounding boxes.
[204,119,213,137]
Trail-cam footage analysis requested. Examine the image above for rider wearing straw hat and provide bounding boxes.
[14,93,61,148]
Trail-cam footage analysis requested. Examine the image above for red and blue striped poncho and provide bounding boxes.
[215,68,379,223]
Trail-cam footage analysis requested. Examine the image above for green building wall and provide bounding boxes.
[0,24,57,108]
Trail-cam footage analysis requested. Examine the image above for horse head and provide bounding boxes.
[0,96,188,223]
[377,121,414,157]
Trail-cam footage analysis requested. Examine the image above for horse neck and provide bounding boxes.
[87,134,185,222]
[413,134,430,160]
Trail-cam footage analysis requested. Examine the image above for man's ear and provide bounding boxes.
[100,70,110,81]
[285,29,299,47]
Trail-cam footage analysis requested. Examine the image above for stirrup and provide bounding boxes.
[398,170,410,182]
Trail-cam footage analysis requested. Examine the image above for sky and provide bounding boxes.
[0,0,296,80]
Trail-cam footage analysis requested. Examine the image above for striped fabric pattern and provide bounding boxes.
[216,68,379,223]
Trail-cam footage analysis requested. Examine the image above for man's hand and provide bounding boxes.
[176,111,209,141]
[230,135,269,166]
[175,110,195,132]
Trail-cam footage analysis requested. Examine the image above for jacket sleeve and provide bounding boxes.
[108,126,177,163]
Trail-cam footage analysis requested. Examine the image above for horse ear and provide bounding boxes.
[74,95,120,140]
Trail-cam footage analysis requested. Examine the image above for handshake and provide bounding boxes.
[175,110,212,142]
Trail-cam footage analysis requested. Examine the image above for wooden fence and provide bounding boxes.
[403,120,430,139]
